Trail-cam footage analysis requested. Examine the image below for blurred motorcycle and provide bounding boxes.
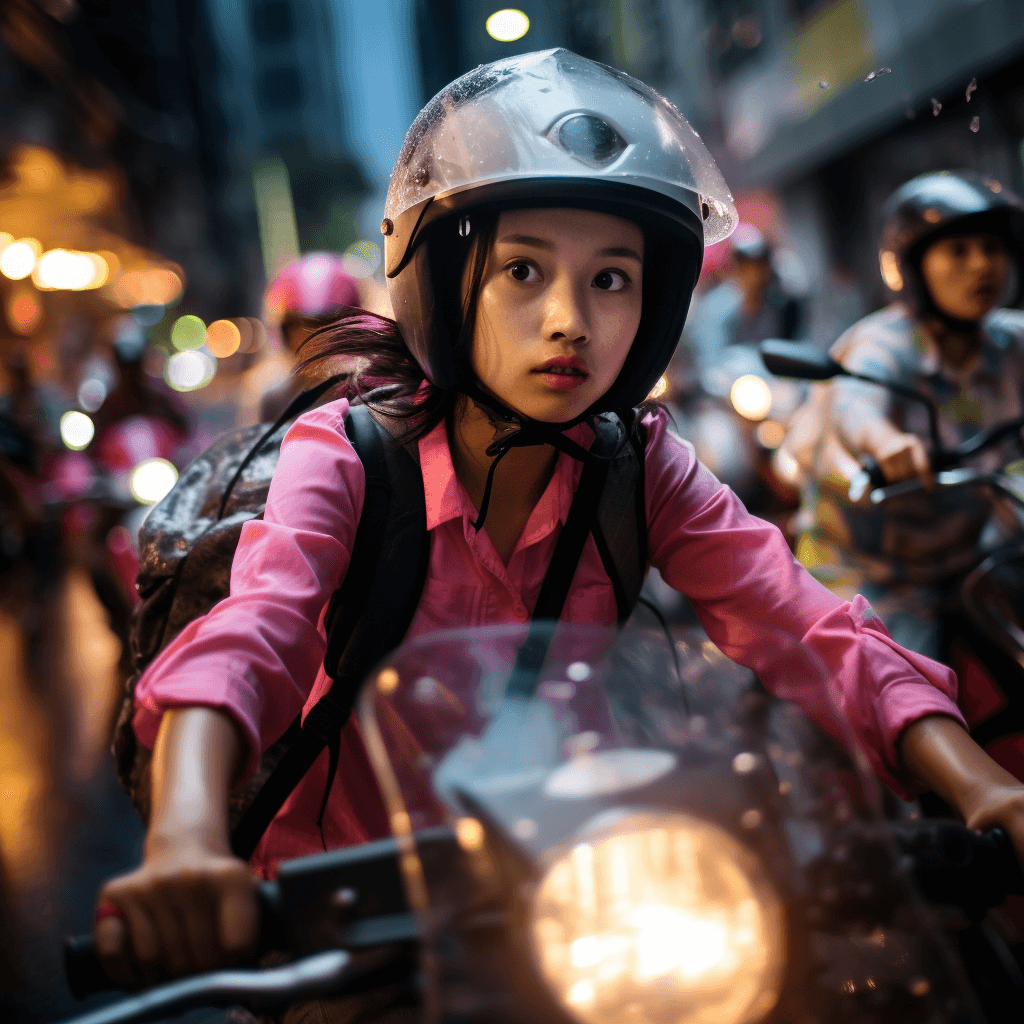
[660,342,803,519]
[63,623,1024,1024]
[46,411,184,673]
[762,338,1024,781]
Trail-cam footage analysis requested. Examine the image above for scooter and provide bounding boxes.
[61,623,1024,1024]
[761,338,1024,781]
[662,342,803,528]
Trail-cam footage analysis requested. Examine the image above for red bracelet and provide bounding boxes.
[94,903,128,924]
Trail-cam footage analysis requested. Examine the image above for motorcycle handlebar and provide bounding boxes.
[63,879,284,1000]
[899,824,1024,916]
[861,468,1024,508]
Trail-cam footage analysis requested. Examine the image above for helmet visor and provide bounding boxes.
[385,49,736,274]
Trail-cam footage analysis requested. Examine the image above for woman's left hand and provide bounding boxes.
[962,783,1024,870]
[899,715,1024,871]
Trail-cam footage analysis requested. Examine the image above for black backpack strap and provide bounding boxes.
[591,413,648,623]
[230,405,429,859]
[217,374,346,522]
[509,412,647,697]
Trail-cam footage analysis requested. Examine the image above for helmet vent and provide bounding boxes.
[554,114,626,167]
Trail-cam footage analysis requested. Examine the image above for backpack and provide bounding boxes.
[113,379,649,859]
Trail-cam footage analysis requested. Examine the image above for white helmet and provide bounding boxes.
[382,48,736,412]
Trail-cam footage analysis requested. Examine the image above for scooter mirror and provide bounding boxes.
[759,340,845,381]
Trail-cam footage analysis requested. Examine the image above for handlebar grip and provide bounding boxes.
[848,456,887,502]
[65,934,113,1000]
[902,822,1024,915]
[986,827,1024,896]
[64,882,282,1001]
[859,456,887,489]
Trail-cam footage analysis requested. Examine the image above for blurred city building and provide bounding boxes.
[414,0,1024,347]
[701,0,1024,335]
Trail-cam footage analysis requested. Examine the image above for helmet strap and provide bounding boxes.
[458,379,629,531]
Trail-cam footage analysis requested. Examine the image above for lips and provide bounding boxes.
[532,355,589,392]
[533,355,589,378]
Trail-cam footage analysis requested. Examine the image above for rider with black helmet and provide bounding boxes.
[781,170,1024,655]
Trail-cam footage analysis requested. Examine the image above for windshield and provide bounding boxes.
[358,623,977,1024]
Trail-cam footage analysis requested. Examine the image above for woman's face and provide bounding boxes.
[919,232,1011,322]
[469,207,644,422]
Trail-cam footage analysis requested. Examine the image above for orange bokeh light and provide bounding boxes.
[206,319,242,358]
[107,268,184,308]
[9,290,42,334]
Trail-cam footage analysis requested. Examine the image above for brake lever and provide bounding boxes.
[55,951,351,1024]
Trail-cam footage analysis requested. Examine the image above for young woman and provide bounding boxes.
[95,52,1024,989]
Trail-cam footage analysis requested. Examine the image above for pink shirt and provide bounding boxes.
[133,398,965,877]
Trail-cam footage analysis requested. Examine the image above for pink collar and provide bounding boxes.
[417,418,592,537]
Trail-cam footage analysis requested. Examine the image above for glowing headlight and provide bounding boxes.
[730,375,773,421]
[130,457,178,505]
[531,812,785,1024]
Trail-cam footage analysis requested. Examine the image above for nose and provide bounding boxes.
[542,273,588,346]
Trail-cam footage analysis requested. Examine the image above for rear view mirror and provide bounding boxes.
[759,340,845,381]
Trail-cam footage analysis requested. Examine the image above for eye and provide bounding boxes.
[593,270,628,292]
[508,261,540,283]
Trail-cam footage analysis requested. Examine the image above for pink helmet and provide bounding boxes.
[264,253,361,327]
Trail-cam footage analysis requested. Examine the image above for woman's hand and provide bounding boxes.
[900,714,1024,869]
[961,784,1024,870]
[95,706,252,988]
[94,838,258,989]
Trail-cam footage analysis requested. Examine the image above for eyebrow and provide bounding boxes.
[496,234,644,264]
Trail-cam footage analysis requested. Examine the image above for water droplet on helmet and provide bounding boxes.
[701,201,711,221]
[864,67,891,82]
[966,77,977,102]
[970,115,980,133]
[931,97,942,116]
[818,80,829,90]
[413,166,430,186]
[458,216,471,238]
[380,218,394,236]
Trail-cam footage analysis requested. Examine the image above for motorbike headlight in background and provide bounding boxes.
[729,375,773,422]
[130,457,178,504]
[531,811,785,1024]
[60,410,95,451]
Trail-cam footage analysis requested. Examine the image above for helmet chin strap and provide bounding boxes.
[459,379,625,531]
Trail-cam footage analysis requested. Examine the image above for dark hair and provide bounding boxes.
[297,211,498,443]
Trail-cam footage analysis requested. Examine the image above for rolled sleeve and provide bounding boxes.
[132,397,365,777]
[642,408,963,796]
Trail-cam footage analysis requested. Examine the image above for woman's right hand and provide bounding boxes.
[94,835,258,989]
[95,706,255,988]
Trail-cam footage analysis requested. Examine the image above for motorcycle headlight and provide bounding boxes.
[730,375,772,421]
[530,811,785,1024]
